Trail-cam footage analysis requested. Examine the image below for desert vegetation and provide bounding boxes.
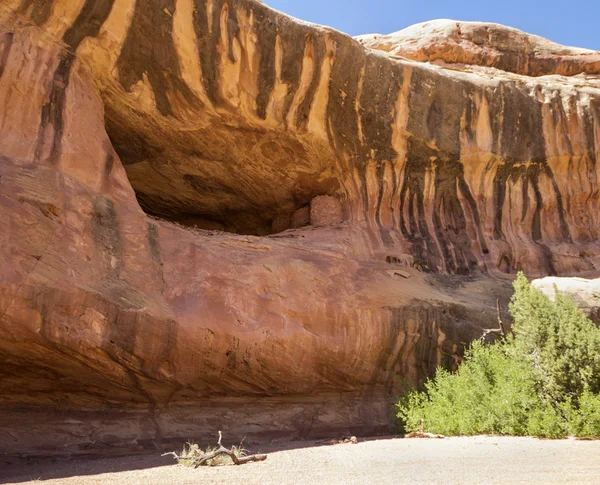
[165,432,267,467]
[398,273,600,439]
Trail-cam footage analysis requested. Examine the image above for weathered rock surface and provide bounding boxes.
[0,1,599,456]
[357,20,600,77]
[532,276,600,323]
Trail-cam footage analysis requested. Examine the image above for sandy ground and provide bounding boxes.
[2,436,600,485]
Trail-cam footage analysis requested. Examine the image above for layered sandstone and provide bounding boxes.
[0,1,599,456]
[357,19,600,77]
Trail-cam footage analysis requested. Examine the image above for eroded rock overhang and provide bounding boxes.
[5,1,600,273]
[1,0,600,456]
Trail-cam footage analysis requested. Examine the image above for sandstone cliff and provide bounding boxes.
[356,20,600,77]
[0,1,599,456]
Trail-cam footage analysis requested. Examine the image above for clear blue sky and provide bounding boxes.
[263,0,600,50]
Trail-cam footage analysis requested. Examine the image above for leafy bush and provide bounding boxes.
[397,273,600,438]
[510,274,600,403]
[568,391,600,438]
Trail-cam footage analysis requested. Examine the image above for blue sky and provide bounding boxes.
[263,0,600,50]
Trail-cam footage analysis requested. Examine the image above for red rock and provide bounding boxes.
[310,196,344,226]
[291,206,311,228]
[0,2,599,457]
[271,213,293,233]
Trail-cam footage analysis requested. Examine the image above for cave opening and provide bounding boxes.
[135,193,281,236]
[113,160,324,237]
[103,102,342,237]
[128,181,339,237]
[131,189,310,237]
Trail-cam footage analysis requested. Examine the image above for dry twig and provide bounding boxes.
[315,436,359,446]
[163,431,267,467]
[405,431,445,439]
[480,299,508,340]
[496,299,507,336]
[405,420,445,439]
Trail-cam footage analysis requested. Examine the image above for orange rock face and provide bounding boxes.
[0,2,599,456]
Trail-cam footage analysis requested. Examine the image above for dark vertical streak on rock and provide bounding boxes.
[584,100,600,209]
[92,196,123,276]
[19,0,53,26]
[18,0,34,14]
[462,92,477,145]
[521,176,530,222]
[494,160,567,274]
[457,173,489,254]
[277,21,308,122]
[432,188,455,273]
[253,8,276,120]
[498,82,546,163]
[398,179,410,238]
[224,2,240,63]
[100,150,115,191]
[541,164,571,242]
[402,69,475,272]
[33,0,115,164]
[126,368,163,449]
[357,55,402,242]
[382,304,472,388]
[325,32,367,207]
[489,81,571,273]
[30,0,53,26]
[408,69,462,157]
[147,222,162,265]
[530,172,556,275]
[530,172,543,242]
[551,98,574,218]
[399,140,441,271]
[193,0,218,104]
[193,0,243,107]
[375,162,392,244]
[551,95,574,157]
[379,307,419,387]
[117,0,198,116]
[103,311,162,448]
[324,42,403,242]
[359,57,402,164]
[147,221,165,294]
[582,104,597,166]
[389,164,398,228]
[426,99,443,141]
[33,53,75,163]
[493,165,508,240]
[432,160,478,275]
[296,33,325,131]
[63,0,116,50]
[0,32,14,80]
[104,152,115,179]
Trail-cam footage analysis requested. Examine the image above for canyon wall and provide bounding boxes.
[0,1,599,456]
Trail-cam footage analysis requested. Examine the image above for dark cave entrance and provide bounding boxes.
[103,102,342,237]
[135,191,284,236]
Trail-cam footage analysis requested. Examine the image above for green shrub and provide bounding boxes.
[526,401,570,439]
[397,273,600,439]
[568,391,600,438]
[510,274,600,403]
[398,341,541,436]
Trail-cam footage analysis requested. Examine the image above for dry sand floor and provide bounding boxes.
[2,436,600,484]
